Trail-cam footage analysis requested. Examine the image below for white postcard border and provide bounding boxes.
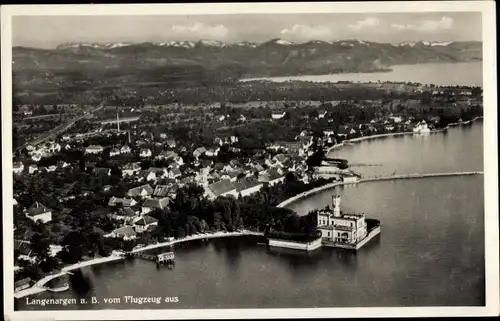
[2,2,498,320]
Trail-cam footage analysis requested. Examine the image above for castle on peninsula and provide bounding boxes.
[316,195,380,250]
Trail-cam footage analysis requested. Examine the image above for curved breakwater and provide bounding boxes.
[277,171,484,209]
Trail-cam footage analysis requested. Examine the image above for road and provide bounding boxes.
[15,101,106,152]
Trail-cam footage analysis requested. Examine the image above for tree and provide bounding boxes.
[30,233,50,263]
[176,227,186,239]
[184,223,191,236]
[200,219,209,232]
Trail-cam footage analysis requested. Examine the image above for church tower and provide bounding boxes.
[116,112,120,132]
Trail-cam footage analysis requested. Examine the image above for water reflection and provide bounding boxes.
[68,269,94,304]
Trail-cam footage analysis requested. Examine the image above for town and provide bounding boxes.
[12,81,483,290]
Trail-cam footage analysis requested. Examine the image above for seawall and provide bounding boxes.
[268,237,322,251]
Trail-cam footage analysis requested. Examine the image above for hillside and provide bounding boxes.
[12,39,482,96]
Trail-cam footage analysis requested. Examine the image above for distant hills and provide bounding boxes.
[13,39,482,89]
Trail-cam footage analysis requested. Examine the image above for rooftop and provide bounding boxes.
[26,202,51,217]
[143,197,170,209]
[134,215,158,226]
[207,179,236,197]
[235,177,261,192]
[113,226,137,237]
[127,184,154,197]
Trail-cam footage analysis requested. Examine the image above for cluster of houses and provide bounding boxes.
[100,155,302,241]
[13,126,316,243]
[24,141,69,162]
[16,107,443,242]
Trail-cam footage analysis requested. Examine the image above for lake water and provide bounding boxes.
[242,62,483,87]
[16,123,484,310]
[328,122,484,179]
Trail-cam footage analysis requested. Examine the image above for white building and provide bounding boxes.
[25,202,52,224]
[109,148,121,157]
[48,143,61,153]
[13,162,24,174]
[120,145,132,154]
[31,154,42,162]
[85,145,104,154]
[317,110,328,119]
[317,195,367,244]
[413,120,431,134]
[389,116,403,123]
[323,129,335,136]
[133,215,159,233]
[205,147,220,157]
[139,148,152,158]
[341,174,359,184]
[230,136,239,144]
[108,196,137,207]
[106,226,137,240]
[122,163,142,177]
[271,112,286,120]
[174,156,184,166]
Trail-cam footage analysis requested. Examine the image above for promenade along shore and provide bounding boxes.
[326,116,483,153]
[14,230,263,299]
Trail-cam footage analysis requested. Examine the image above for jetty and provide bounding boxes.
[126,251,175,265]
[362,171,483,181]
[278,171,483,208]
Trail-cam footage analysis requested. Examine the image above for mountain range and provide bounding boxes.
[13,38,482,88]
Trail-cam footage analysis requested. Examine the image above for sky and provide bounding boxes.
[13,12,482,48]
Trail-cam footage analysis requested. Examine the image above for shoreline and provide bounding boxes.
[239,61,482,84]
[326,116,483,154]
[14,230,263,299]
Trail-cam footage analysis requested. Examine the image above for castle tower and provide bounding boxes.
[332,195,341,217]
